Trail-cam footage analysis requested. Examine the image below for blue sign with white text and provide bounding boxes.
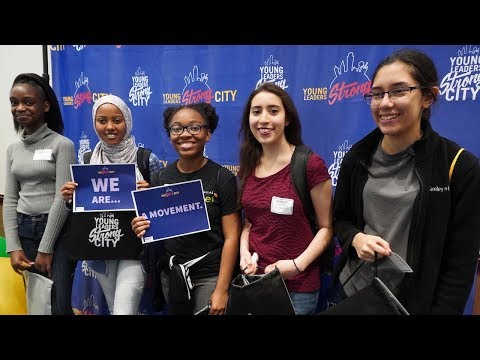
[71,163,137,212]
[132,179,211,243]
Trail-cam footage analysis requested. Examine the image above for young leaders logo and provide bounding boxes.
[129,67,153,107]
[328,51,371,106]
[439,45,480,102]
[328,140,352,187]
[182,65,214,104]
[256,55,289,90]
[77,132,92,164]
[73,72,93,109]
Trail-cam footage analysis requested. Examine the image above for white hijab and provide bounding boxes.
[89,95,137,165]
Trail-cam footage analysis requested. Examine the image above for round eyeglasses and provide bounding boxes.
[168,124,209,135]
[364,86,426,105]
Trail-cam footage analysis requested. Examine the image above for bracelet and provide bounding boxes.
[292,259,301,273]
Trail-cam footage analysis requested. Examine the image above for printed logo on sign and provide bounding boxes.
[256,55,289,90]
[328,140,352,187]
[78,132,91,164]
[97,167,115,175]
[182,65,214,104]
[440,45,480,101]
[161,187,179,198]
[89,212,124,248]
[73,72,93,109]
[129,67,153,106]
[328,52,371,106]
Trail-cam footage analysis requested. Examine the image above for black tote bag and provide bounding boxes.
[68,210,142,260]
[320,276,409,315]
[226,268,295,315]
[319,254,409,315]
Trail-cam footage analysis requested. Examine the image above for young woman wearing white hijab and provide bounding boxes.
[61,95,162,314]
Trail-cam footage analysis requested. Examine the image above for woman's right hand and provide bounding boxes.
[131,216,150,238]
[352,232,391,262]
[9,250,34,275]
[239,251,258,275]
[60,181,78,202]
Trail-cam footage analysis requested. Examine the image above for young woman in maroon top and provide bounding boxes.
[238,83,333,315]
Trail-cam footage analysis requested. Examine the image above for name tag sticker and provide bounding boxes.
[270,196,294,215]
[33,149,52,161]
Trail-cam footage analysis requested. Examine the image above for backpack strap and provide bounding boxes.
[290,145,318,234]
[137,147,152,184]
[449,148,464,184]
[83,151,92,164]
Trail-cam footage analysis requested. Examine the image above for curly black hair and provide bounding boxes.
[163,102,219,137]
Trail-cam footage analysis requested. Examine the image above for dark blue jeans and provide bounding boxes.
[17,212,76,315]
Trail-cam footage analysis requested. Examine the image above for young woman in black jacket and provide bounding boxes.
[333,48,480,315]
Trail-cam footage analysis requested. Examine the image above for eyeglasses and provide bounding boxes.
[168,124,209,135]
[364,86,426,105]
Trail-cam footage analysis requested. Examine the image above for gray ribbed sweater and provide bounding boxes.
[3,123,76,253]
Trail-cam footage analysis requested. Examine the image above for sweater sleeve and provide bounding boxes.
[38,137,76,253]
[3,143,22,252]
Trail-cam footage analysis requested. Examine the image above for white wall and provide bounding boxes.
[0,45,43,195]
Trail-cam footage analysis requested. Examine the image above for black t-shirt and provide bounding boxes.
[153,159,238,280]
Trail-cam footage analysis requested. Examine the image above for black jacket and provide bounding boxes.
[333,121,480,314]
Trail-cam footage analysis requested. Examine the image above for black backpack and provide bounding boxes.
[83,147,152,183]
[291,145,342,312]
[290,145,317,234]
[290,145,336,271]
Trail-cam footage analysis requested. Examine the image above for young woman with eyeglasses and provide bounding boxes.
[333,48,480,314]
[131,102,241,315]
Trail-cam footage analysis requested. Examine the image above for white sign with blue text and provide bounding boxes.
[71,163,137,212]
[132,179,211,244]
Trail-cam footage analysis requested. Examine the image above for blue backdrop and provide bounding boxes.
[50,44,480,315]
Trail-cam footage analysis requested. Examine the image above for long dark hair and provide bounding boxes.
[371,48,439,124]
[238,83,304,203]
[11,73,64,134]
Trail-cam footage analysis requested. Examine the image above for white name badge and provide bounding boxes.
[270,196,294,215]
[33,149,53,161]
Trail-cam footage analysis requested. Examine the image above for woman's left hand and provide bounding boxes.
[265,259,301,279]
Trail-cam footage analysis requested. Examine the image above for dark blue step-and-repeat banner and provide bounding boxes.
[50,45,480,315]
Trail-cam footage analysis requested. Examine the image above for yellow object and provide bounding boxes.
[449,148,464,183]
[0,257,27,314]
